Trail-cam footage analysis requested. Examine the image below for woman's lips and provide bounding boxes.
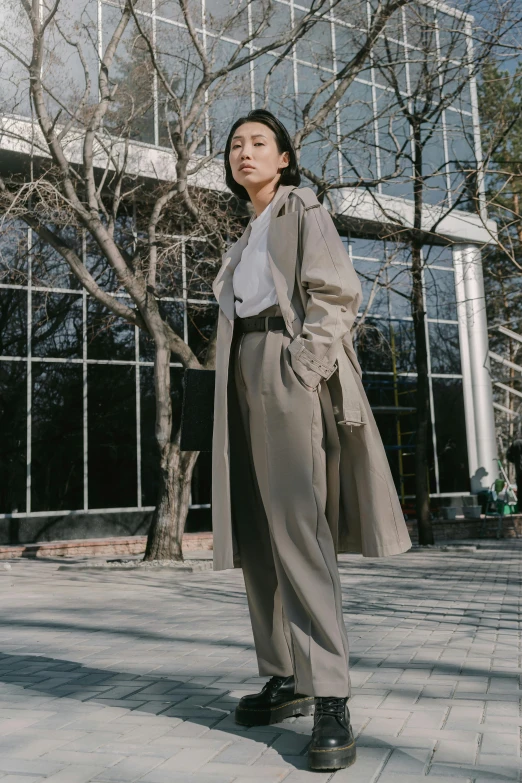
[239,164,255,171]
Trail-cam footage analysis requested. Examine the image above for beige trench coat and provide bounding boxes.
[211,184,412,571]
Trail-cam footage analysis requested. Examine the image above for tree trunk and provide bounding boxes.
[411,123,434,545]
[143,334,200,561]
[144,429,199,561]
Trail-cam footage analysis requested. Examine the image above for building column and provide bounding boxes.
[453,244,498,492]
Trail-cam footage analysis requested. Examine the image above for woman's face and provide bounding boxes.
[229,121,289,193]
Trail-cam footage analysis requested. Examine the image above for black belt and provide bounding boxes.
[235,315,287,334]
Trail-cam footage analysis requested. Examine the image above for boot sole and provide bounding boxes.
[308,739,357,771]
[235,696,314,726]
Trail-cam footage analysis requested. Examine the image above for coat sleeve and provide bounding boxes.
[287,189,363,389]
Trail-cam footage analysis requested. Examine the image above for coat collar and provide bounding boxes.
[212,184,299,325]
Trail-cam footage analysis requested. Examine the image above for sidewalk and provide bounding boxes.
[0,540,520,782]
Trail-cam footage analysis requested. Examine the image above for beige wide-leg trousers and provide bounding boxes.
[227,303,351,698]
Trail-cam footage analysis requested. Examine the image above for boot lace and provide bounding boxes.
[315,696,346,718]
[264,675,287,694]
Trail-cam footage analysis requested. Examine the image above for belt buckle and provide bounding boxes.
[264,315,270,331]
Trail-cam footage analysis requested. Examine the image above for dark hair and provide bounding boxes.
[224,109,301,201]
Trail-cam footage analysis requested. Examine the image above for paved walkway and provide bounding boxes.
[0,540,520,782]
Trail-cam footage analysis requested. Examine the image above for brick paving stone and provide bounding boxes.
[0,541,520,782]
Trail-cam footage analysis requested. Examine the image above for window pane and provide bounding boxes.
[32,292,83,359]
[388,265,411,319]
[31,363,83,512]
[88,364,137,508]
[391,319,416,373]
[445,109,477,212]
[87,297,135,361]
[433,378,469,492]
[253,1,291,53]
[350,237,383,260]
[33,229,82,290]
[205,40,252,156]
[297,66,338,182]
[205,0,248,40]
[355,319,392,372]
[429,322,461,374]
[421,123,449,207]
[253,55,297,134]
[185,240,215,300]
[353,259,388,317]
[338,81,377,181]
[0,290,27,357]
[0,2,32,116]
[0,222,29,286]
[42,0,99,115]
[424,268,457,321]
[103,4,155,144]
[139,300,185,363]
[187,303,217,363]
[294,9,333,69]
[0,361,27,514]
[423,244,453,268]
[85,234,119,292]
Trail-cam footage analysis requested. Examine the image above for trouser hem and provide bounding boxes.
[296,680,351,698]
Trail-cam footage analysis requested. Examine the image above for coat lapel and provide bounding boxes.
[212,185,299,327]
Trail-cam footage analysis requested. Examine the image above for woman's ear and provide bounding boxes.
[279,151,290,170]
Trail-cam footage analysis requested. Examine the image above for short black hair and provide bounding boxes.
[224,109,301,201]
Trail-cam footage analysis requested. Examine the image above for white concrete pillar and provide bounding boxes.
[453,244,499,492]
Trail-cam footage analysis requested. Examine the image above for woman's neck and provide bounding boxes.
[249,181,281,217]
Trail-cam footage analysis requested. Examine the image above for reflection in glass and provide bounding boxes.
[31,363,83,512]
[353,258,388,317]
[355,319,392,372]
[0,222,29,286]
[205,0,249,39]
[0,290,27,357]
[294,9,333,69]
[253,55,297,134]
[424,267,457,320]
[32,292,83,359]
[350,237,383,260]
[391,319,416,373]
[33,229,82,290]
[338,81,377,181]
[433,378,469,492]
[103,4,155,144]
[429,322,461,374]
[206,41,252,156]
[0,361,27,515]
[87,297,135,361]
[388,265,412,319]
[187,302,218,363]
[88,364,137,509]
[185,240,216,300]
[423,244,453,268]
[445,109,477,211]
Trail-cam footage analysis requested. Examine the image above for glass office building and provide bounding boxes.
[0,0,498,536]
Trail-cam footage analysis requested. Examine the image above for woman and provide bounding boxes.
[211,109,412,772]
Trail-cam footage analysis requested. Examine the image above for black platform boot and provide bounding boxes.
[308,696,356,771]
[234,674,314,726]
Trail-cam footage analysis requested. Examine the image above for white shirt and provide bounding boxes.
[232,199,279,318]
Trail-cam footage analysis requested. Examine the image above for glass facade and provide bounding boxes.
[348,237,469,503]
[0,0,483,528]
